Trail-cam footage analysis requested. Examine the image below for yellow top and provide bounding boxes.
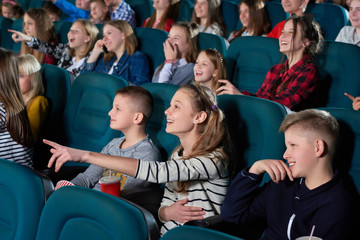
[27,96,49,142]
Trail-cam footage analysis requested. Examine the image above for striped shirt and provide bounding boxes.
[0,101,33,168]
[135,150,229,235]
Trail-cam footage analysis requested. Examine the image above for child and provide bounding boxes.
[0,48,33,168]
[335,0,360,47]
[0,0,23,20]
[43,2,62,22]
[191,0,226,38]
[17,54,49,143]
[46,0,90,22]
[228,0,271,43]
[152,22,199,85]
[193,49,226,92]
[10,19,99,78]
[217,14,324,111]
[90,0,110,24]
[20,8,58,65]
[345,92,360,110]
[142,0,180,32]
[82,20,150,85]
[45,84,231,235]
[54,86,162,196]
[221,109,357,239]
[267,0,309,39]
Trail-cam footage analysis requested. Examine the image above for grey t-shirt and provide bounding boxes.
[71,135,161,195]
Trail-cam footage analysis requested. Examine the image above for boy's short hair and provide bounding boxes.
[279,109,339,156]
[115,86,153,124]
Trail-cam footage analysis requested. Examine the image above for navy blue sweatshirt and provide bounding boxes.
[221,169,357,240]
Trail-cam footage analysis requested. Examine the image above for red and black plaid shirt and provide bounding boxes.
[242,54,319,110]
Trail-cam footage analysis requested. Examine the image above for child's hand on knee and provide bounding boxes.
[249,159,294,183]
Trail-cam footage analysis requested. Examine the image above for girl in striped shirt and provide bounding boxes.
[0,48,34,168]
[45,84,231,234]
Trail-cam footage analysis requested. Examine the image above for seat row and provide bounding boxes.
[38,65,360,192]
[1,15,359,110]
[1,157,243,240]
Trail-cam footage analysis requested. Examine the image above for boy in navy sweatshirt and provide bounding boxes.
[221,109,358,240]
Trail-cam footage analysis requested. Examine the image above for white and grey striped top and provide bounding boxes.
[135,149,229,235]
[0,101,33,168]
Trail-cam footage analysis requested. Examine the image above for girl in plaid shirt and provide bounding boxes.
[217,14,324,111]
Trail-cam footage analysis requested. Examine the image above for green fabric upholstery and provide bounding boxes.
[142,83,180,161]
[35,187,151,240]
[161,225,243,240]
[314,41,360,109]
[199,32,226,56]
[306,3,348,41]
[226,36,282,94]
[218,94,287,180]
[0,158,53,240]
[134,27,168,74]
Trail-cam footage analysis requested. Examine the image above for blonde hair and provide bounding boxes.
[279,109,339,157]
[103,20,137,63]
[68,19,100,59]
[173,84,231,192]
[191,0,226,37]
[17,54,44,108]
[0,48,33,147]
[197,49,226,92]
[21,8,57,63]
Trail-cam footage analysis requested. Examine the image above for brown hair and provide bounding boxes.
[191,0,226,37]
[145,0,180,31]
[90,0,111,23]
[21,8,58,63]
[43,2,62,19]
[279,109,339,157]
[103,20,137,63]
[239,0,271,36]
[196,49,226,91]
[173,84,231,192]
[0,48,33,147]
[115,86,153,125]
[0,0,23,19]
[154,22,199,77]
[269,14,323,97]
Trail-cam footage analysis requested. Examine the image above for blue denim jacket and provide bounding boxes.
[81,50,150,86]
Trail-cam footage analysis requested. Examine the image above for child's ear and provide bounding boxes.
[194,111,207,124]
[133,112,144,125]
[302,39,311,48]
[212,69,218,78]
[84,35,91,43]
[314,139,326,157]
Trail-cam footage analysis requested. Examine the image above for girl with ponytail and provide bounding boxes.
[45,84,231,235]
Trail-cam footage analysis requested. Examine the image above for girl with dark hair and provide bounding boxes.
[142,0,180,32]
[218,14,324,111]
